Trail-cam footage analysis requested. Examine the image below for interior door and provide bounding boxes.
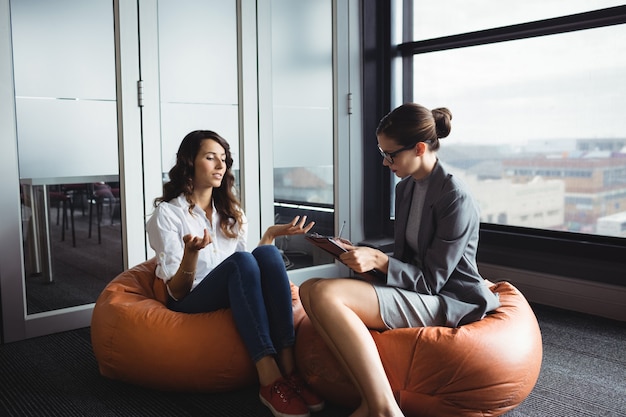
[137,0,245,229]
[0,0,144,343]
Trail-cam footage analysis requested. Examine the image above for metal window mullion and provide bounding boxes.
[398,5,626,56]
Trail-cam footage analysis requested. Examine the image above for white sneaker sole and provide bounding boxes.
[259,394,311,417]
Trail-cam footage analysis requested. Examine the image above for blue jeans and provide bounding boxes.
[167,245,295,363]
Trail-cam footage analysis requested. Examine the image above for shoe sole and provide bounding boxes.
[259,394,311,417]
[307,402,325,412]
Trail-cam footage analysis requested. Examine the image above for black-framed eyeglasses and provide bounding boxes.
[377,142,417,164]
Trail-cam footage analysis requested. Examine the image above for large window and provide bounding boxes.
[363,1,626,285]
[409,24,626,236]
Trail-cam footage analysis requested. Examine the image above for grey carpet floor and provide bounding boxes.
[0,303,624,416]
[13,199,626,416]
[504,304,626,417]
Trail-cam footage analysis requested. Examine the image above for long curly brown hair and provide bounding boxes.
[154,130,243,239]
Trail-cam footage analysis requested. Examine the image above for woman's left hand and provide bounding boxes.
[260,216,315,245]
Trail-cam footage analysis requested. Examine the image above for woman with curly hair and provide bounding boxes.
[147,130,323,417]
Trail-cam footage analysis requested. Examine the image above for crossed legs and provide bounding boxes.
[299,278,404,417]
[169,247,296,386]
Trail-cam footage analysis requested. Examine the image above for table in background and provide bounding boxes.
[20,175,119,283]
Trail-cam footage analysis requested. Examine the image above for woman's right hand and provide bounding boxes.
[183,228,211,252]
[339,244,388,276]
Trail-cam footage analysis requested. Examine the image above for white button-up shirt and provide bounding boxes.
[146,195,248,290]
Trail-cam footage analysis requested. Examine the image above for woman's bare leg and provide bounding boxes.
[299,279,363,399]
[300,278,404,417]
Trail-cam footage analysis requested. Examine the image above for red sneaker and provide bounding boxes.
[288,373,325,412]
[259,376,311,417]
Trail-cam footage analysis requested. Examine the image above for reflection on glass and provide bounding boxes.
[11,0,122,314]
[271,0,334,269]
[410,25,626,237]
[274,166,334,205]
[157,0,240,178]
[21,180,122,314]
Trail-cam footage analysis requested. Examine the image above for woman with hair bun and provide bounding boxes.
[299,103,500,417]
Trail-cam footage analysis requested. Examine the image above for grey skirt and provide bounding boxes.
[373,284,446,329]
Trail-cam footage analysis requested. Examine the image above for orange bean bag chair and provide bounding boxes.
[294,281,542,417]
[91,258,306,392]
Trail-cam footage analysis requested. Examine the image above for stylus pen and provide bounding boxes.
[337,220,346,239]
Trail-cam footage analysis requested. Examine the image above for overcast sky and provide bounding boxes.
[408,1,626,145]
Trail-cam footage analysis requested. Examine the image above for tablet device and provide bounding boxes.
[305,234,349,258]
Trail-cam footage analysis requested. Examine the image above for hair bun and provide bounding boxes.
[432,107,452,139]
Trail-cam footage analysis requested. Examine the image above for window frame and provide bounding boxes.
[362,0,395,240]
[361,2,626,286]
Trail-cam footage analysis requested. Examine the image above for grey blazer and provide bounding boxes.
[386,161,500,327]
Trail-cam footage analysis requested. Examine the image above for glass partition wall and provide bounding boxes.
[0,0,145,342]
[1,0,356,342]
[151,0,341,273]
[11,0,123,315]
[270,0,336,270]
[155,0,241,185]
[144,0,351,277]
